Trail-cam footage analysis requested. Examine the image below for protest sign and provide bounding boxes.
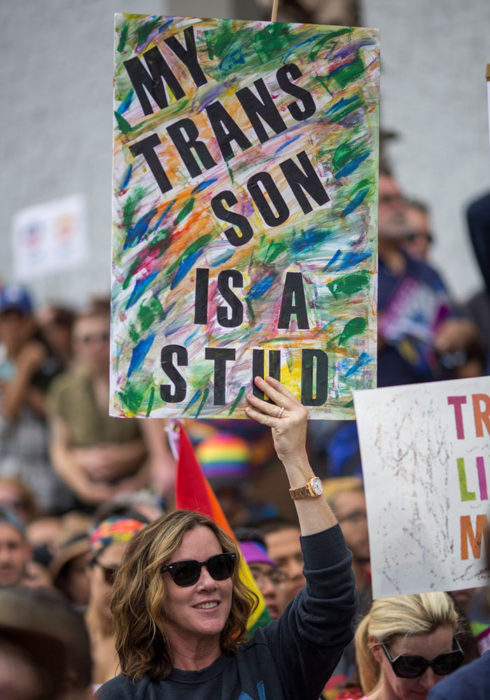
[12,195,87,280]
[354,376,490,598]
[111,14,379,419]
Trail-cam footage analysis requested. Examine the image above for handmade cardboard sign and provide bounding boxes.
[354,377,490,598]
[111,14,379,419]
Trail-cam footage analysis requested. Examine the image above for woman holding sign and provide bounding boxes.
[98,376,356,699]
[353,592,463,700]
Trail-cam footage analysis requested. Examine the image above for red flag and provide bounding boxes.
[174,423,271,631]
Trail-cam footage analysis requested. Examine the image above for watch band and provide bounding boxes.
[289,476,323,500]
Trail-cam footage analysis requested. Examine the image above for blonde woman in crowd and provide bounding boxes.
[351,593,464,700]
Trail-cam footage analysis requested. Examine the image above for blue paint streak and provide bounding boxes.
[170,248,206,289]
[338,250,371,271]
[185,390,202,412]
[335,151,370,179]
[327,96,359,116]
[126,272,159,310]
[127,334,155,378]
[124,208,157,250]
[219,47,245,73]
[184,327,201,347]
[248,275,275,300]
[117,89,134,115]
[292,229,327,255]
[192,178,218,194]
[274,134,302,156]
[211,250,235,267]
[284,35,317,62]
[344,352,372,377]
[153,201,176,230]
[341,187,369,217]
[323,249,342,271]
[119,164,133,191]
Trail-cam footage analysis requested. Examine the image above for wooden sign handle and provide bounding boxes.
[271,0,279,22]
[486,64,490,81]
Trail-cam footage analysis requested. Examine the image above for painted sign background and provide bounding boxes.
[111,14,379,419]
[354,377,490,599]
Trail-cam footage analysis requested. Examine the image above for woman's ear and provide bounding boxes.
[369,635,383,664]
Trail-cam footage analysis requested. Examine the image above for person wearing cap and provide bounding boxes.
[0,282,73,512]
[86,513,148,688]
[0,505,32,586]
[235,527,289,620]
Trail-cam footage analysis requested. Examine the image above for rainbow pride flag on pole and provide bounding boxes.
[173,423,271,633]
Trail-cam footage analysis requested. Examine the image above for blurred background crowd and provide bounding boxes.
[0,0,489,698]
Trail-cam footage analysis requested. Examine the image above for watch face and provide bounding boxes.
[311,477,323,496]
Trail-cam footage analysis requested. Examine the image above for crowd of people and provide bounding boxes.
[0,163,489,696]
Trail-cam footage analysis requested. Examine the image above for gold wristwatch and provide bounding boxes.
[289,476,323,500]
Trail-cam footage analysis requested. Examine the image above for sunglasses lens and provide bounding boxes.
[393,657,427,678]
[171,561,201,587]
[433,651,464,675]
[207,553,236,580]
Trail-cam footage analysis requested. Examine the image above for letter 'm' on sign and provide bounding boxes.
[460,514,488,560]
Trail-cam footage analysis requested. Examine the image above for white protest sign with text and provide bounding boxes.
[354,376,490,599]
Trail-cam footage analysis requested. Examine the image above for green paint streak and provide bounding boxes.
[458,457,477,501]
[253,23,291,63]
[117,22,129,53]
[114,111,133,135]
[195,388,210,417]
[226,161,235,185]
[328,94,364,123]
[331,55,365,89]
[327,271,370,299]
[245,297,255,323]
[123,257,142,290]
[175,197,195,225]
[315,75,334,97]
[308,29,350,62]
[119,381,146,414]
[338,317,367,346]
[332,139,368,174]
[145,386,155,417]
[128,323,140,344]
[228,386,246,415]
[136,18,161,46]
[343,399,354,408]
[258,238,289,265]
[137,296,164,332]
[205,19,234,60]
[122,187,146,233]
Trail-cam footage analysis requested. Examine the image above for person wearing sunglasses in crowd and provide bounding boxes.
[350,592,463,700]
[86,513,148,689]
[98,376,357,699]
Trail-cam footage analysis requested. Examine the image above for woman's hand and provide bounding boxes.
[245,376,308,469]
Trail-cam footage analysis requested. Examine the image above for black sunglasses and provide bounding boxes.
[162,552,237,587]
[93,560,119,586]
[381,639,464,679]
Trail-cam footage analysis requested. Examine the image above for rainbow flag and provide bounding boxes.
[174,423,271,633]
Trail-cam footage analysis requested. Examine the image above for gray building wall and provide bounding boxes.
[363,0,490,301]
[0,1,489,308]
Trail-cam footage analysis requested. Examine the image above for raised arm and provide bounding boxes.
[245,375,336,535]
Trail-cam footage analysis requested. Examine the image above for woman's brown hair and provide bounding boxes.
[112,509,258,681]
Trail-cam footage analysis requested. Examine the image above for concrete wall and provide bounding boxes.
[1,0,489,308]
